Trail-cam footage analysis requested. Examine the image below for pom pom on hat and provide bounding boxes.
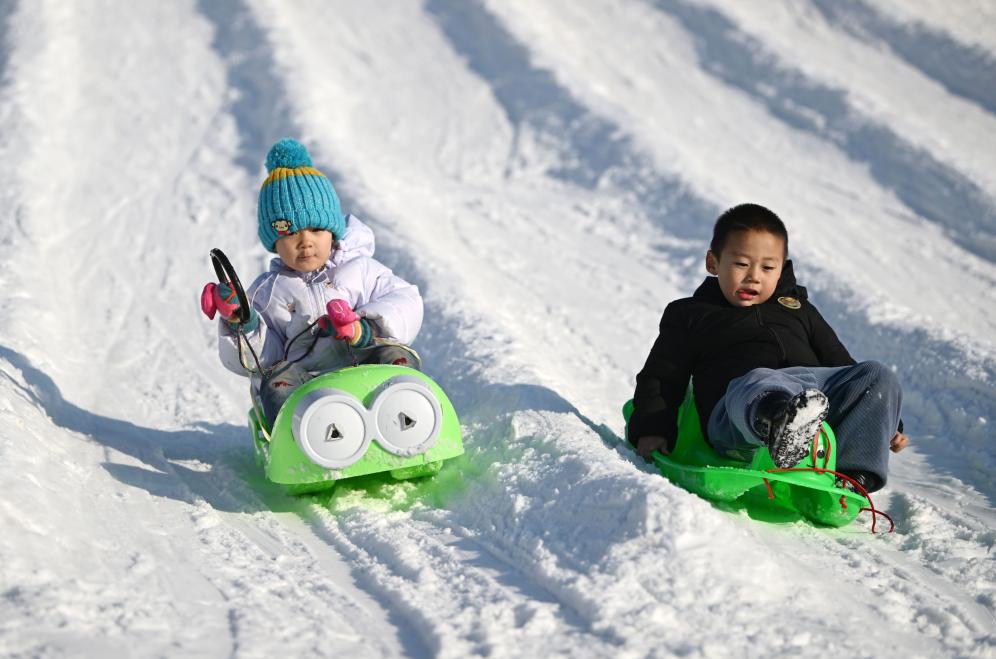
[257,138,345,252]
[265,138,313,172]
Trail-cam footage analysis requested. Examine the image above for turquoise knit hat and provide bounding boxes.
[257,139,345,252]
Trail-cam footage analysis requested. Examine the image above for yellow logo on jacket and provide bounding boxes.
[778,296,801,309]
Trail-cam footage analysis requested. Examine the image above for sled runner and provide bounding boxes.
[623,390,892,530]
[210,249,464,494]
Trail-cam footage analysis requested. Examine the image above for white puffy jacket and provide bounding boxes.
[218,215,422,375]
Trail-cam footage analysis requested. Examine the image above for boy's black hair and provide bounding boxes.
[709,203,788,256]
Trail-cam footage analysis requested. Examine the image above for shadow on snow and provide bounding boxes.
[811,0,996,115]
[0,0,16,86]
[0,343,256,509]
[426,0,718,266]
[652,0,996,265]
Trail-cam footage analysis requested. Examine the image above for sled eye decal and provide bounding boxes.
[292,389,371,469]
[370,376,443,457]
[291,378,444,468]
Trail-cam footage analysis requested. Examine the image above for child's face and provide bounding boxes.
[275,228,334,273]
[705,229,785,307]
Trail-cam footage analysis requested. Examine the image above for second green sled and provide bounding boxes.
[623,391,876,528]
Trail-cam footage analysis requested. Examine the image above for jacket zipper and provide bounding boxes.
[754,306,787,364]
[304,271,323,326]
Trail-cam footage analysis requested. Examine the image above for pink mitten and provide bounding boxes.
[325,299,359,339]
[200,282,240,320]
[323,299,372,347]
[201,282,258,331]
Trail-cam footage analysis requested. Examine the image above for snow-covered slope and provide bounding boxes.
[1,1,993,656]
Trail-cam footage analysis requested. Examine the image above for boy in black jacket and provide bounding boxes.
[629,204,908,492]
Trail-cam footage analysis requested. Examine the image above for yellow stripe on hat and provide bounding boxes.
[261,166,327,188]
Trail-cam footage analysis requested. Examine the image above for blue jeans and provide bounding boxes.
[707,361,902,490]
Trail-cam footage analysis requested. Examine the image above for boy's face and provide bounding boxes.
[705,229,785,307]
[275,228,334,273]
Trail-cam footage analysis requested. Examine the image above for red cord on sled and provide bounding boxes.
[767,429,895,534]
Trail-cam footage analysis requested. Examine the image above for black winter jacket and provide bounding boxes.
[628,262,855,450]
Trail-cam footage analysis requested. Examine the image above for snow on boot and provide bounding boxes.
[752,389,829,468]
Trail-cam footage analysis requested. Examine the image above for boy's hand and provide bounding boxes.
[200,282,259,331]
[323,299,373,348]
[636,435,670,460]
[890,432,909,453]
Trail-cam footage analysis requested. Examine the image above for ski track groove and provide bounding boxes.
[302,502,503,658]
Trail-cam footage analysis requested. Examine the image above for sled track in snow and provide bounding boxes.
[303,492,600,657]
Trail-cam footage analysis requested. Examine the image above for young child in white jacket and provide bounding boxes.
[200,138,423,422]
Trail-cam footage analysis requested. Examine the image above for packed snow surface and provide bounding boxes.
[1,1,994,657]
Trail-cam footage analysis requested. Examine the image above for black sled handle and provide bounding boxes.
[210,248,251,325]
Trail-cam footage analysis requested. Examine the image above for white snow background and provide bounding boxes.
[1,1,994,657]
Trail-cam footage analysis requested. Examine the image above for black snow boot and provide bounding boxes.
[752,389,830,468]
[836,470,881,494]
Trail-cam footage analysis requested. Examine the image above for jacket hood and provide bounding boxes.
[692,259,808,304]
[267,214,376,275]
[333,214,376,263]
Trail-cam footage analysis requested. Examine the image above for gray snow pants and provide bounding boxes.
[706,361,903,491]
[259,344,421,425]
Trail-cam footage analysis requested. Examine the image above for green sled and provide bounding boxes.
[623,392,867,527]
[250,364,464,495]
